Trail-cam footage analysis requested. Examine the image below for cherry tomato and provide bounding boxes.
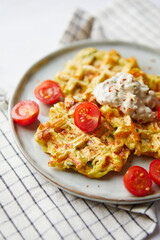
[123,166,152,196]
[11,100,39,126]
[34,80,61,104]
[149,159,160,186]
[74,102,101,132]
[158,106,160,121]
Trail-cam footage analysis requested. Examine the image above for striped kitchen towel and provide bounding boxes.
[61,0,160,49]
[0,105,158,239]
[1,0,160,239]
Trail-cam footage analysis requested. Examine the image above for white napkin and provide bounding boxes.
[61,0,160,49]
[1,0,159,239]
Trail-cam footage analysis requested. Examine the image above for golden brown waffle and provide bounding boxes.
[134,121,160,158]
[35,48,160,178]
[35,98,133,178]
[54,48,160,100]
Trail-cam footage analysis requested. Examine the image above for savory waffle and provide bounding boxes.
[35,97,133,178]
[54,48,160,100]
[35,48,160,178]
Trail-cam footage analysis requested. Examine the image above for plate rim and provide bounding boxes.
[8,39,160,205]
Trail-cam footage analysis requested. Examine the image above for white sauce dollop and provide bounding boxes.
[93,72,159,123]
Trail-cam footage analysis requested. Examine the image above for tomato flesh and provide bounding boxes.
[11,100,39,126]
[158,106,160,121]
[123,166,152,196]
[149,159,160,186]
[74,102,101,132]
[34,80,61,104]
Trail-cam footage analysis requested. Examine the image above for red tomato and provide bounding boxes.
[149,159,160,186]
[74,102,101,132]
[11,100,39,126]
[34,80,61,104]
[158,106,160,121]
[123,166,152,196]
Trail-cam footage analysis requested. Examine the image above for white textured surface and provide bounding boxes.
[0,1,160,239]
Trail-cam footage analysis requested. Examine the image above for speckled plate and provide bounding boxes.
[9,40,160,204]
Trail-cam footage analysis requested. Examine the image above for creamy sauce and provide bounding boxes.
[93,72,159,123]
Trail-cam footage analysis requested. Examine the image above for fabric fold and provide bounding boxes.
[61,0,160,49]
[60,9,94,44]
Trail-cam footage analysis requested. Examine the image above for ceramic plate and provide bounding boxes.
[9,40,160,204]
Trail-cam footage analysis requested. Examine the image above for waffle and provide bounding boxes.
[54,48,160,100]
[35,47,160,178]
[35,98,133,178]
[134,121,160,158]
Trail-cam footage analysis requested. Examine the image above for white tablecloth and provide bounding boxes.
[0,0,160,239]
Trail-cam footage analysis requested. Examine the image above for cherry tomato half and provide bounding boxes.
[158,106,160,121]
[149,159,160,186]
[34,80,61,104]
[74,102,101,132]
[123,166,152,196]
[11,100,39,126]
